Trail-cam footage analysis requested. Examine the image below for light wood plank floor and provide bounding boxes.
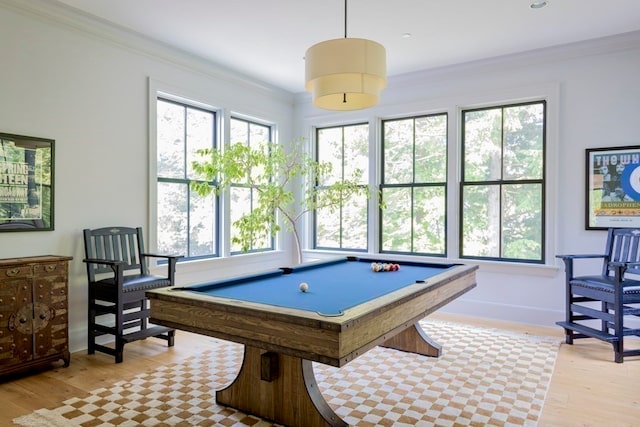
[1,314,638,426]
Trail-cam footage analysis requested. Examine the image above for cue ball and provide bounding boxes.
[299,282,309,292]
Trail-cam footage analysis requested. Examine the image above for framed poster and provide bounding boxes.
[0,133,54,231]
[586,145,640,230]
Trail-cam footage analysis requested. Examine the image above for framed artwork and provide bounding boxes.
[586,145,640,230]
[0,132,55,231]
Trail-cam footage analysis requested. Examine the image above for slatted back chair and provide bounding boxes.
[556,228,640,362]
[83,226,181,363]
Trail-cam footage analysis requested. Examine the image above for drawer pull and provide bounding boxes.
[5,268,21,277]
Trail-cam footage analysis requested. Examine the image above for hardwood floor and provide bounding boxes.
[2,314,638,426]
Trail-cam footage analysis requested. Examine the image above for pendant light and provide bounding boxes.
[305,0,387,111]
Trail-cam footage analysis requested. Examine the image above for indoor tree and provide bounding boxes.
[190,140,371,264]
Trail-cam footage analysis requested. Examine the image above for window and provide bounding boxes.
[381,114,448,256]
[156,97,217,259]
[314,124,369,251]
[228,117,274,253]
[461,101,545,263]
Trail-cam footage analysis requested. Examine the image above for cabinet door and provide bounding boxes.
[33,262,69,358]
[0,266,33,367]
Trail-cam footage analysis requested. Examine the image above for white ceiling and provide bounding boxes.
[51,0,640,93]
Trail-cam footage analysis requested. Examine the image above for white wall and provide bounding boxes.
[294,31,640,328]
[0,1,294,352]
[1,0,639,354]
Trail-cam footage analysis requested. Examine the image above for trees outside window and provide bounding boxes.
[155,93,546,265]
[461,101,545,263]
[381,114,447,256]
[314,124,369,251]
[156,98,217,259]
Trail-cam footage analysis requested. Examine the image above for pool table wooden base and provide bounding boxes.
[217,345,346,427]
[217,322,440,427]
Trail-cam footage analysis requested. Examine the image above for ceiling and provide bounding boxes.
[51,0,640,93]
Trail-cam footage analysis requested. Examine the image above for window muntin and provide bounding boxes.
[156,98,217,259]
[314,124,369,251]
[461,101,545,263]
[229,117,274,254]
[380,114,447,256]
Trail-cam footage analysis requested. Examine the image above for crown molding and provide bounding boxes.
[389,30,640,89]
[0,0,293,101]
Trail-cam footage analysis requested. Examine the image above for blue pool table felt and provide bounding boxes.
[177,258,456,316]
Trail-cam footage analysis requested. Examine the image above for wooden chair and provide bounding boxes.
[83,226,181,363]
[556,228,640,363]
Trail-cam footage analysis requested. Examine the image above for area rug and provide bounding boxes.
[13,320,560,427]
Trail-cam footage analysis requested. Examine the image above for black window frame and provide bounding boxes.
[156,96,220,261]
[459,100,546,264]
[313,123,370,252]
[379,112,449,257]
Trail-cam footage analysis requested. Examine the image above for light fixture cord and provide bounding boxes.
[343,0,348,103]
[344,0,347,38]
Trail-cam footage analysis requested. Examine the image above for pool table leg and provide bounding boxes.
[216,345,347,427]
[381,322,442,357]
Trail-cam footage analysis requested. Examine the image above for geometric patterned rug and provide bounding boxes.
[12,320,560,427]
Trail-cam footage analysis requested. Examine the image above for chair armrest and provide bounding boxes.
[555,254,606,260]
[556,254,606,269]
[556,254,608,280]
[140,252,182,261]
[140,253,182,286]
[83,258,126,285]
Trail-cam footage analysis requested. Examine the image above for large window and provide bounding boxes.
[314,124,369,251]
[312,99,546,265]
[461,101,545,263]
[381,114,448,256]
[228,117,274,253]
[156,98,217,259]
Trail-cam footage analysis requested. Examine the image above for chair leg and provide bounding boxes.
[114,300,125,363]
[87,296,96,355]
[565,329,574,345]
[565,294,574,345]
[613,341,624,363]
[168,330,175,347]
[115,337,125,364]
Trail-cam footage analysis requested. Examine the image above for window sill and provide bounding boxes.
[303,250,560,278]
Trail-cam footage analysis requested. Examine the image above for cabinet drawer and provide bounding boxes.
[34,262,67,276]
[0,266,32,279]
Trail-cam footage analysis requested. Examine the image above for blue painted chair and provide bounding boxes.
[556,228,640,363]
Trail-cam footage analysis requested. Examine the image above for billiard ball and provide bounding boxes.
[299,282,309,292]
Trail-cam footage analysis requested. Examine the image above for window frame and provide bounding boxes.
[313,122,370,253]
[155,96,220,261]
[459,100,547,264]
[379,112,449,257]
[228,116,276,255]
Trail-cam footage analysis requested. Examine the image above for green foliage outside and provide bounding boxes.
[191,140,371,264]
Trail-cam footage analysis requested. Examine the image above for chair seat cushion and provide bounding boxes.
[571,275,640,298]
[94,274,172,293]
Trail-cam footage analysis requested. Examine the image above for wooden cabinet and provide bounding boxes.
[0,255,73,377]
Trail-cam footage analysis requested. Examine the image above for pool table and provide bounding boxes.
[147,256,477,427]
